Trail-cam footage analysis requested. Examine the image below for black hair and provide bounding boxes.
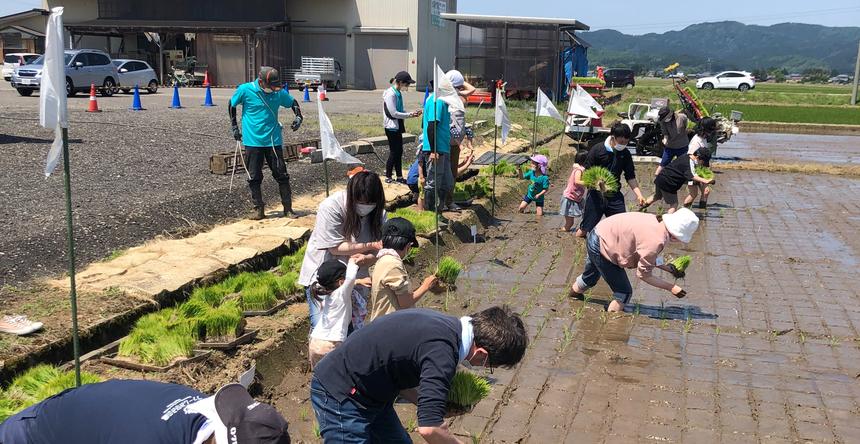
[382,234,413,251]
[574,150,588,165]
[343,170,385,240]
[470,305,528,368]
[695,117,717,137]
[610,122,632,140]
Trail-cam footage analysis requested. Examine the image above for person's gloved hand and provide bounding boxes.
[231,125,241,141]
[668,264,686,279]
[290,116,303,131]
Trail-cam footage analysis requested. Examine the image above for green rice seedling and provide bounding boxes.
[241,282,278,311]
[119,309,196,365]
[670,256,692,273]
[0,366,102,421]
[279,244,307,275]
[217,272,257,294]
[570,76,605,85]
[404,247,420,263]
[695,166,715,181]
[479,159,519,177]
[436,256,463,285]
[275,271,301,296]
[188,285,229,307]
[201,300,243,341]
[0,397,19,422]
[448,371,491,409]
[179,297,210,319]
[390,208,437,233]
[537,148,550,158]
[404,416,418,432]
[582,166,619,195]
[313,423,321,438]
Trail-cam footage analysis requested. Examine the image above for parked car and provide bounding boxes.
[113,59,159,93]
[293,57,343,91]
[696,71,755,91]
[3,53,40,80]
[603,68,635,88]
[10,49,119,97]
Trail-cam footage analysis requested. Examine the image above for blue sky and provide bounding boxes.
[3,0,859,35]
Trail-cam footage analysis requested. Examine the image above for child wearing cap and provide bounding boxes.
[308,256,371,367]
[366,218,438,323]
[518,154,550,216]
[684,117,718,209]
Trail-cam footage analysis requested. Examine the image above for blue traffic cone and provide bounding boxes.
[130,84,144,111]
[423,86,430,106]
[302,85,311,103]
[170,84,182,109]
[202,84,215,107]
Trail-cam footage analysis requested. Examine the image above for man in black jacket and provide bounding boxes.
[577,123,646,237]
[311,306,527,443]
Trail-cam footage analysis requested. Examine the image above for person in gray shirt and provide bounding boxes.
[656,107,689,176]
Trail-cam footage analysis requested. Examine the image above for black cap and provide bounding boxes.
[316,259,347,289]
[658,107,673,122]
[382,217,418,248]
[258,66,282,88]
[392,71,415,85]
[214,384,290,444]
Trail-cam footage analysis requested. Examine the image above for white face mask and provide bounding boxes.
[356,203,376,217]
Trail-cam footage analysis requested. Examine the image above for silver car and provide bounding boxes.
[113,59,159,94]
[10,49,119,97]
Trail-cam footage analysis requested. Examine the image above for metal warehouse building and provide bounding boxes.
[42,0,457,89]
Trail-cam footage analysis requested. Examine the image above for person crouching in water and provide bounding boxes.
[685,117,718,209]
[308,256,371,367]
[518,154,550,216]
[569,208,700,312]
[640,147,715,214]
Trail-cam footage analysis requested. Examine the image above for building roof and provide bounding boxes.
[0,25,45,37]
[65,19,288,34]
[0,8,49,26]
[440,13,589,30]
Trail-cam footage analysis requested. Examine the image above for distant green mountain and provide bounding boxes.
[582,21,860,74]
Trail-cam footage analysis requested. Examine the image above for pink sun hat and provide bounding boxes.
[529,154,548,174]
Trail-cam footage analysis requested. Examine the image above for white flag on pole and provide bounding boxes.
[494,89,511,146]
[536,88,564,122]
[318,99,362,164]
[567,85,600,120]
[575,84,603,112]
[40,7,68,177]
[432,60,464,113]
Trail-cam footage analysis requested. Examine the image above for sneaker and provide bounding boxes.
[248,207,265,220]
[0,315,43,336]
[385,177,394,184]
[395,178,408,185]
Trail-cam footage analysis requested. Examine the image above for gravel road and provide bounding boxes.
[0,86,423,285]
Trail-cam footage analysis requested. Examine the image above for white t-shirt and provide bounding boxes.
[688,134,707,155]
[297,190,387,287]
[310,261,359,342]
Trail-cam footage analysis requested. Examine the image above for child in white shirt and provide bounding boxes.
[308,256,369,367]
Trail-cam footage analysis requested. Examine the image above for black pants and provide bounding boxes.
[244,146,292,211]
[579,189,627,233]
[385,130,404,179]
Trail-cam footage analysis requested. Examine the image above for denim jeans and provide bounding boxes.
[575,231,633,304]
[579,189,627,233]
[306,286,321,331]
[660,146,687,167]
[310,377,412,443]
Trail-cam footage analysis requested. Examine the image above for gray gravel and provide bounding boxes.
[0,87,422,285]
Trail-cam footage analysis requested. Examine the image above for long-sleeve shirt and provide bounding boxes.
[660,113,689,149]
[382,87,410,132]
[314,309,462,427]
[584,138,636,185]
[310,261,360,343]
[595,212,669,279]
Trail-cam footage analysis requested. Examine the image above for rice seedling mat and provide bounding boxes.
[471,152,530,168]
[99,342,212,373]
[242,299,291,317]
[198,329,260,350]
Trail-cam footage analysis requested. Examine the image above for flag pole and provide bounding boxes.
[323,158,330,196]
[492,123,498,219]
[61,127,82,387]
[532,57,538,154]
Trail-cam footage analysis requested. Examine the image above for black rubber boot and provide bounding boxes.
[698,200,707,209]
[248,207,265,220]
[279,181,293,216]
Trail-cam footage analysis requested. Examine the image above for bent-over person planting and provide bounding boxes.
[311,306,527,443]
[569,208,700,312]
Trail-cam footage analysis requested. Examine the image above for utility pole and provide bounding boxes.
[852,40,860,105]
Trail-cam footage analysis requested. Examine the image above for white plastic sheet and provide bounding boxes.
[40,7,68,177]
[318,98,362,164]
[494,90,511,146]
[432,61,464,113]
[536,88,564,122]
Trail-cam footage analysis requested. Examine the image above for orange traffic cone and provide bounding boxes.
[86,83,101,112]
[319,82,328,101]
[203,70,210,87]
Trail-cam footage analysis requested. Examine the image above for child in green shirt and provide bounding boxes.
[518,154,550,216]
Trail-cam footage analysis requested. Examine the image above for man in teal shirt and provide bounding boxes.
[421,91,452,212]
[229,67,303,219]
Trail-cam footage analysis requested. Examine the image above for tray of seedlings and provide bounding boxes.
[390,208,447,238]
[178,289,256,351]
[101,309,212,372]
[446,370,491,417]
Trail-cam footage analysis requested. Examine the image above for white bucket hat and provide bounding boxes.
[662,208,699,243]
[446,70,465,88]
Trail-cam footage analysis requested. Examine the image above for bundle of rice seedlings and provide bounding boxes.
[695,166,715,180]
[670,255,692,273]
[436,256,463,285]
[241,282,278,311]
[0,365,102,421]
[200,300,243,341]
[217,272,257,294]
[582,166,619,195]
[118,309,196,365]
[279,244,307,275]
[390,208,437,233]
[275,271,301,296]
[480,160,519,177]
[189,285,230,307]
[448,370,491,409]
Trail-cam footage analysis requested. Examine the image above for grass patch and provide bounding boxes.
[448,370,491,409]
[118,309,197,366]
[0,365,102,421]
[390,208,438,233]
[713,104,860,125]
[436,256,463,285]
[104,249,127,261]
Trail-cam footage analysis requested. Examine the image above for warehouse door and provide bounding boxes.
[354,34,408,90]
[214,34,245,85]
[292,33,346,67]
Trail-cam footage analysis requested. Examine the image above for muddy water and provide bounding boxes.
[718,132,860,164]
